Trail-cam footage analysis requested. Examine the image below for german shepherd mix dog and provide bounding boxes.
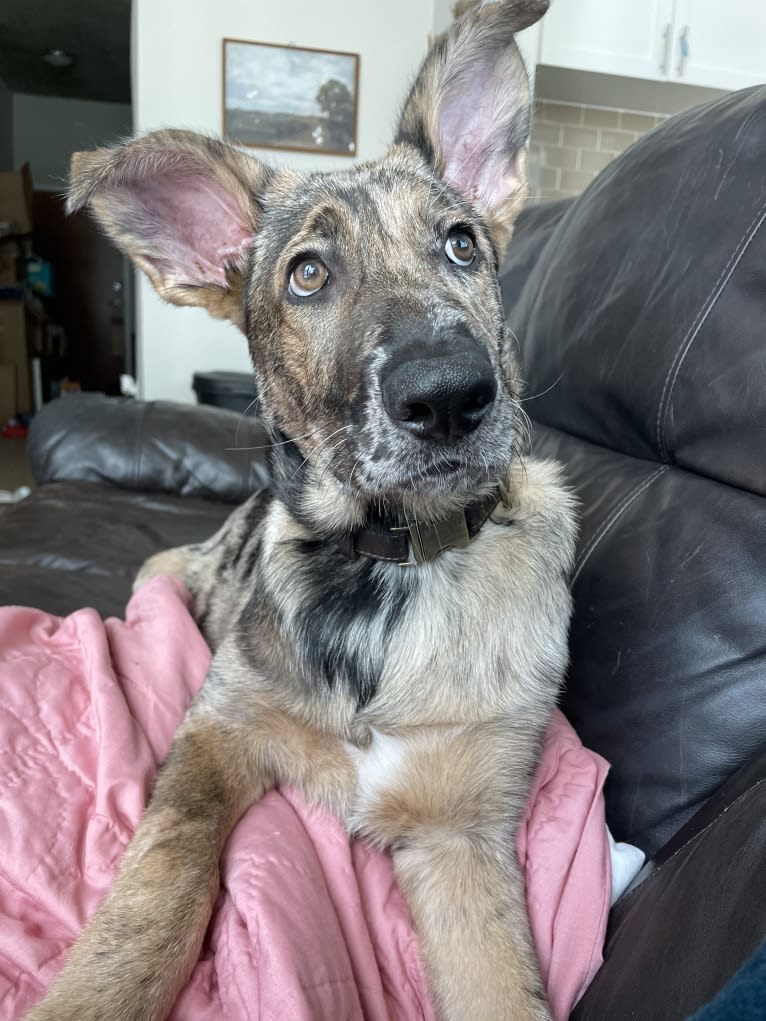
[28,2,578,1019]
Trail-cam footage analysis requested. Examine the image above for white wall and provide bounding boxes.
[133,0,434,403]
[432,0,454,33]
[12,94,132,191]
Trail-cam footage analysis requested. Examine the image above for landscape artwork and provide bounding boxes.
[223,38,359,156]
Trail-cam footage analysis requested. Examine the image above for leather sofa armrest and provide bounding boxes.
[572,741,766,1021]
[28,394,270,504]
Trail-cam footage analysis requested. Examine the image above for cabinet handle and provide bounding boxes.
[660,22,672,74]
[677,25,690,76]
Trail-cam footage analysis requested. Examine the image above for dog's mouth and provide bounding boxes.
[321,389,517,500]
[350,437,514,498]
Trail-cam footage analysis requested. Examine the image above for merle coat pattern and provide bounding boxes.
[25,3,578,1020]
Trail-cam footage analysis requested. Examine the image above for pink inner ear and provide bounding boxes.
[438,67,524,214]
[442,123,517,212]
[129,174,253,289]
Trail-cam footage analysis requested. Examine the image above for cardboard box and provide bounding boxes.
[0,239,21,286]
[0,164,33,235]
[0,301,32,414]
[0,363,14,422]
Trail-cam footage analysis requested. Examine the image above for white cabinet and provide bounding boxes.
[673,1,766,90]
[539,0,766,91]
[540,0,675,81]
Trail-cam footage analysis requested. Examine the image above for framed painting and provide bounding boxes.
[223,38,360,157]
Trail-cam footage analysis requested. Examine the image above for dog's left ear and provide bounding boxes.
[396,0,548,254]
[67,130,273,331]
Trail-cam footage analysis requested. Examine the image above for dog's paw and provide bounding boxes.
[133,548,191,593]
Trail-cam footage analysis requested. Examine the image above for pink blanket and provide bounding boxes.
[0,577,610,1021]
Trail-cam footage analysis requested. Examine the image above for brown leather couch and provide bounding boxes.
[2,84,765,1019]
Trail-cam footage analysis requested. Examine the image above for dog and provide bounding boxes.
[26,2,577,1019]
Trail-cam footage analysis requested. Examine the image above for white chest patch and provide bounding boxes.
[345,728,410,827]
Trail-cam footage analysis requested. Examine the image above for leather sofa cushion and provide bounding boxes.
[506,86,766,494]
[532,423,766,855]
[501,85,766,856]
[0,481,233,618]
[28,394,270,504]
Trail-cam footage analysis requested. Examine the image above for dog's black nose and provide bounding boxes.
[381,349,496,443]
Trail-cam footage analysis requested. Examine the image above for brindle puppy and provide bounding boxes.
[26,3,577,1019]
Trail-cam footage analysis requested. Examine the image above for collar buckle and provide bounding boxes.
[393,509,471,566]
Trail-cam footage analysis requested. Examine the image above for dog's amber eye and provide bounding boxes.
[445,231,475,266]
[289,259,329,297]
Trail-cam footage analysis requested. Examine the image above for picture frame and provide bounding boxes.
[222,38,360,157]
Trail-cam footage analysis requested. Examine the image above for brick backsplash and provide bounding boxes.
[528,99,669,204]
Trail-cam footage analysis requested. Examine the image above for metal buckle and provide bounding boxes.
[393,510,471,566]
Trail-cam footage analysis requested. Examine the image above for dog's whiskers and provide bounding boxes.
[505,325,523,357]
[234,395,261,450]
[315,434,354,488]
[226,429,318,453]
[288,425,353,486]
[516,374,563,404]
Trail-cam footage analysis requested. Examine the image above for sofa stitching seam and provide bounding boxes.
[572,465,669,585]
[655,198,766,460]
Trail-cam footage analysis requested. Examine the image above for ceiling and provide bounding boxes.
[0,0,131,103]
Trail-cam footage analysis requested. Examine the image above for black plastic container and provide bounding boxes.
[192,371,257,415]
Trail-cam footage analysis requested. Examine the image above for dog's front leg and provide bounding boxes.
[360,723,552,1021]
[25,682,359,1021]
[24,712,265,1021]
[393,832,551,1021]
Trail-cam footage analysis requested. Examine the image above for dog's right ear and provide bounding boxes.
[68,129,273,330]
[396,0,549,255]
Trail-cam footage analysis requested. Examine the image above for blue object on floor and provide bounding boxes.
[687,940,766,1020]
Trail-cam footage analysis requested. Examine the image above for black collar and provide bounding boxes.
[334,488,500,566]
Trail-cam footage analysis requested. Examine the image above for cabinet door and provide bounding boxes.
[540,0,676,81]
[673,1,766,90]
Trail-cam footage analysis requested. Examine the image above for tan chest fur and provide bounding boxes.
[254,458,575,735]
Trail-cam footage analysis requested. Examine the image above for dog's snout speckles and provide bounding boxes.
[349,311,514,496]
